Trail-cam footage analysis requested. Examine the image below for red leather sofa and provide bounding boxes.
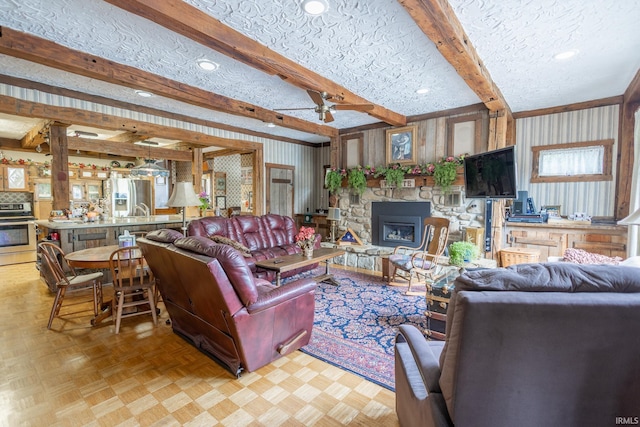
[138,229,317,376]
[187,214,321,281]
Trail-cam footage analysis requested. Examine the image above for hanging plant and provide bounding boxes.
[325,168,346,194]
[433,156,463,192]
[347,167,367,195]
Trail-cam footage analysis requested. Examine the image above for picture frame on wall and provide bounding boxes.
[215,172,226,196]
[386,125,417,165]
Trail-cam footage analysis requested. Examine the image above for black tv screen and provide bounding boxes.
[463,146,517,199]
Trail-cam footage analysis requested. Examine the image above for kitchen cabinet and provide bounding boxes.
[0,164,29,191]
[69,180,103,203]
[506,222,627,261]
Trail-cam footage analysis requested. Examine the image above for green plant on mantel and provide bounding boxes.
[325,169,346,194]
[433,156,463,193]
[448,241,479,267]
[347,167,367,195]
[377,164,406,188]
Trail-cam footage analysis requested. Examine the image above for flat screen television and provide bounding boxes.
[463,146,517,199]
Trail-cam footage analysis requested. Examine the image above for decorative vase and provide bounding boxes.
[303,247,314,258]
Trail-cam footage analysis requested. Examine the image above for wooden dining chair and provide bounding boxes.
[388,217,450,295]
[109,246,158,334]
[39,242,104,329]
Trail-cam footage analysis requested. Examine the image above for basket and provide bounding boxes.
[500,247,540,267]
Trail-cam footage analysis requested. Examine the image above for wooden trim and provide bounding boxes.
[616,69,640,219]
[531,139,614,183]
[514,96,623,119]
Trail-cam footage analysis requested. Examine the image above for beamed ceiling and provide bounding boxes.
[0,0,639,154]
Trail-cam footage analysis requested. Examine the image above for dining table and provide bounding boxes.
[65,244,143,325]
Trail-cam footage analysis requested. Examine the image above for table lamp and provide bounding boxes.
[327,207,340,243]
[618,206,640,256]
[168,181,201,235]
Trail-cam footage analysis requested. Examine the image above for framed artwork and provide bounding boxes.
[386,125,417,165]
[241,167,253,185]
[215,172,226,196]
[216,196,226,210]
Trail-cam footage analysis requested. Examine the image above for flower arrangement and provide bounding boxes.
[198,191,210,211]
[295,226,316,250]
[375,163,410,188]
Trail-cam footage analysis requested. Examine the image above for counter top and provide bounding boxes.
[36,215,189,229]
[505,220,626,231]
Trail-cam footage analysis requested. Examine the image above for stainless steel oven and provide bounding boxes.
[0,203,37,266]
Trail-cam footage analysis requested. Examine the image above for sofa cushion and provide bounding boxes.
[455,262,640,293]
[210,235,252,257]
[144,228,184,243]
[562,247,622,265]
[234,216,270,250]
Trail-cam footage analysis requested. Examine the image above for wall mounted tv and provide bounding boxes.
[463,146,517,199]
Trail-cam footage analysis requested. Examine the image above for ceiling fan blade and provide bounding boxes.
[274,107,315,111]
[307,90,326,106]
[332,104,374,112]
[324,111,334,123]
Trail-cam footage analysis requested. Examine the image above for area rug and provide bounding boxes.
[291,268,441,391]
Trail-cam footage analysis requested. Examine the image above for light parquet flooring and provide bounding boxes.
[0,262,399,427]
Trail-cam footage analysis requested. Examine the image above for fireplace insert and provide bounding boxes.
[372,202,430,248]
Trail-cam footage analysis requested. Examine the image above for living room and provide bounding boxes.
[1,1,640,426]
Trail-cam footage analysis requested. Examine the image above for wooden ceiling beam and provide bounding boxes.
[67,137,192,161]
[398,0,511,115]
[0,26,337,138]
[106,131,150,144]
[20,119,51,149]
[0,94,263,151]
[104,0,406,127]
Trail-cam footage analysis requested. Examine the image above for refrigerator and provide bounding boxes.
[111,178,153,217]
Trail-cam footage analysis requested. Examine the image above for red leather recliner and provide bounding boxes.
[138,229,316,376]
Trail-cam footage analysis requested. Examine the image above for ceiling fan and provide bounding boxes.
[276,90,374,123]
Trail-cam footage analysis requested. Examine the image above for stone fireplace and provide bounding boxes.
[372,201,431,248]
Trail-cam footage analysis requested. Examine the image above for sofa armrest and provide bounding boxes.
[247,278,316,314]
[397,324,444,393]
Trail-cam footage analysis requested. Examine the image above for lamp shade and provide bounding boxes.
[168,182,201,207]
[327,207,341,221]
[618,207,640,225]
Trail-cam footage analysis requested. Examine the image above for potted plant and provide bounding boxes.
[448,241,480,267]
[433,156,462,192]
[325,168,346,194]
[347,166,367,195]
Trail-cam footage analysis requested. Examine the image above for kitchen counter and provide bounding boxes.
[35,214,188,229]
[36,215,190,254]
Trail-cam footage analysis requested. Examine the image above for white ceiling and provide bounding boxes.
[0,0,638,144]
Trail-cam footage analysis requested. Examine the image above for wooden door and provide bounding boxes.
[266,164,294,217]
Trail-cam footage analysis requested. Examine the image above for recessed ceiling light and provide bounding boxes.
[197,59,220,71]
[301,0,329,15]
[416,88,430,94]
[266,123,276,128]
[134,89,154,97]
[553,49,579,60]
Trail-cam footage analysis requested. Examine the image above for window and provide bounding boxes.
[531,139,613,183]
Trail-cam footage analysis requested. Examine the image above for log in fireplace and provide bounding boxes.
[372,201,431,248]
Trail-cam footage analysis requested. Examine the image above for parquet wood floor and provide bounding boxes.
[0,262,399,426]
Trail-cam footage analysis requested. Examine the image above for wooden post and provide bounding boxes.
[253,146,264,216]
[49,123,71,211]
[192,147,203,194]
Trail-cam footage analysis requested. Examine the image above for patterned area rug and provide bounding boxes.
[292,268,440,391]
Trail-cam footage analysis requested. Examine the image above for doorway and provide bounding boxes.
[266,163,294,217]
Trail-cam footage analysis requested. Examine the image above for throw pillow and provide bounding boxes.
[563,248,622,265]
[210,235,252,257]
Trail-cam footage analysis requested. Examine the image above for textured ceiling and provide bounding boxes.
[0,0,638,144]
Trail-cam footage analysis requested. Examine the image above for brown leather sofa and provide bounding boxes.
[395,262,640,427]
[188,214,321,281]
[138,229,317,376]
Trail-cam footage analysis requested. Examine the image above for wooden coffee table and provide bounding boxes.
[255,247,345,286]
